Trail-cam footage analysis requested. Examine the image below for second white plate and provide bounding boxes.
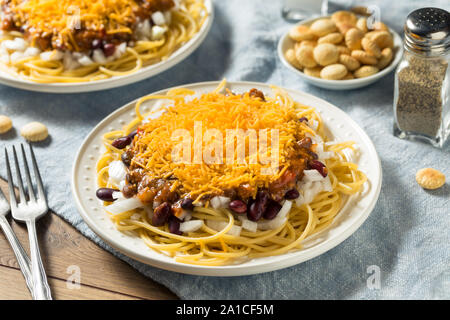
[0,0,213,93]
[72,81,382,276]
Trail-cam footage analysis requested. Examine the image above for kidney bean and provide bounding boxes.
[307,150,319,160]
[96,188,119,202]
[297,137,312,149]
[91,39,102,50]
[152,202,172,226]
[112,136,132,149]
[103,43,116,57]
[121,151,132,167]
[247,190,270,221]
[284,188,300,200]
[263,200,282,220]
[299,117,309,123]
[229,200,247,213]
[309,160,328,177]
[180,197,194,210]
[168,216,182,235]
[127,130,138,140]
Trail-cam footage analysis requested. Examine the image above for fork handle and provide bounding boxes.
[0,216,35,299]
[26,219,52,300]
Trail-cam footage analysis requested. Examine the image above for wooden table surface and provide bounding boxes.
[0,179,177,300]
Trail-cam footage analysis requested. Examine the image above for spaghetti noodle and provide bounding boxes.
[0,0,207,83]
[96,81,367,266]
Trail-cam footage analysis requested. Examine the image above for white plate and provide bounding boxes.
[278,17,403,90]
[71,81,382,276]
[0,0,213,93]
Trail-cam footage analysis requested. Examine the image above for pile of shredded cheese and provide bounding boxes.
[4,0,163,49]
[132,90,313,200]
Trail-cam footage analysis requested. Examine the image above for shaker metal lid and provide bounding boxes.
[404,7,450,53]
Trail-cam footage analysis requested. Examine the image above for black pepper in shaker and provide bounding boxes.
[393,7,450,148]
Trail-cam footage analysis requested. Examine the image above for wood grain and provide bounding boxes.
[0,179,177,300]
[0,267,141,300]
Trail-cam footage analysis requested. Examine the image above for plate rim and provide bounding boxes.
[277,16,404,90]
[71,80,382,276]
[0,0,214,93]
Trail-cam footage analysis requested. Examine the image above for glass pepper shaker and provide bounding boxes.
[393,7,450,148]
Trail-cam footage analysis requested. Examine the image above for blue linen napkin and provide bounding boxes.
[0,0,449,299]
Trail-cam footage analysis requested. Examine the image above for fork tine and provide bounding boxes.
[28,144,46,203]
[20,144,36,202]
[4,148,17,207]
[12,145,27,204]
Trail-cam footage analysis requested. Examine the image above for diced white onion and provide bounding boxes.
[114,42,127,59]
[151,11,166,25]
[315,142,334,160]
[277,200,292,219]
[206,196,230,210]
[105,198,142,214]
[322,176,333,192]
[237,216,257,233]
[219,196,231,207]
[210,196,222,209]
[138,19,152,38]
[258,217,287,231]
[180,220,203,233]
[78,54,94,66]
[2,38,27,51]
[108,161,127,184]
[295,193,305,207]
[151,25,166,40]
[206,220,241,236]
[306,132,323,144]
[0,53,9,64]
[112,191,125,201]
[93,49,107,64]
[303,169,325,182]
[130,213,141,221]
[23,47,40,57]
[144,206,153,220]
[164,11,172,24]
[299,181,325,206]
[40,50,63,61]
[10,51,24,62]
[309,119,319,131]
[63,51,80,70]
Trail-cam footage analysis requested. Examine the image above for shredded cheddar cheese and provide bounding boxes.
[2,0,173,51]
[130,89,312,200]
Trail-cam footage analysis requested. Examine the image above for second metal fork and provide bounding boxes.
[5,144,52,300]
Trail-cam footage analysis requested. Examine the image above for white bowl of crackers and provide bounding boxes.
[278,10,403,90]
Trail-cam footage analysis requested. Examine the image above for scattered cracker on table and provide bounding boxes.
[20,122,48,142]
[0,115,12,134]
[416,168,446,190]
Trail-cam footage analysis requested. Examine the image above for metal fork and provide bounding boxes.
[0,183,35,299]
[5,144,52,300]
